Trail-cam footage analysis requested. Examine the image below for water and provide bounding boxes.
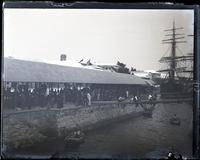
[7,102,193,159]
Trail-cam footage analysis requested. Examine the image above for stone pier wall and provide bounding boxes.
[57,104,143,135]
[2,103,144,150]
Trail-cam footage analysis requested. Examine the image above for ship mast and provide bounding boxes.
[159,21,186,81]
[171,21,176,80]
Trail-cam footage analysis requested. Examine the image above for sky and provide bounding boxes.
[4,9,194,71]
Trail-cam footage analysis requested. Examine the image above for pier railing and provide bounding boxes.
[3,98,192,117]
[92,98,192,105]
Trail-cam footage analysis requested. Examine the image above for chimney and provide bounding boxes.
[60,54,67,61]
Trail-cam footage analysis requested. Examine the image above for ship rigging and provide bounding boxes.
[157,21,193,98]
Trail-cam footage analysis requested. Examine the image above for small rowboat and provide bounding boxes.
[64,130,85,147]
[170,118,181,125]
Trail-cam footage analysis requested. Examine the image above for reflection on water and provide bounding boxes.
[9,102,193,159]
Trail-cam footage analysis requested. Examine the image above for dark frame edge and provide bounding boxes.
[193,4,200,159]
[1,1,200,159]
[2,1,199,9]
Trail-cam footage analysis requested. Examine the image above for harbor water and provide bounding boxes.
[7,102,193,159]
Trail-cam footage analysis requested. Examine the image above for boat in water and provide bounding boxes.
[64,130,85,147]
[169,114,181,126]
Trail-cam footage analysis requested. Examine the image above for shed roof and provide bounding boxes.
[3,58,147,85]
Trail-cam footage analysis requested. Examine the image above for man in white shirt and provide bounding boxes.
[87,92,91,106]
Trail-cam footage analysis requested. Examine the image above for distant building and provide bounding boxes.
[133,70,161,81]
[95,63,120,72]
[79,60,120,72]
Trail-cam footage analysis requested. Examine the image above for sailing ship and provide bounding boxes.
[157,21,193,99]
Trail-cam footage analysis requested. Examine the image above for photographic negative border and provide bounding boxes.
[2,1,200,159]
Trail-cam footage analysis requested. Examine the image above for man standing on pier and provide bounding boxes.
[87,92,91,106]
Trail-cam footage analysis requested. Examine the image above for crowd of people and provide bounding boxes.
[3,83,91,110]
[3,83,155,110]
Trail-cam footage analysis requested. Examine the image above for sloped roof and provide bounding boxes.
[3,58,147,85]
